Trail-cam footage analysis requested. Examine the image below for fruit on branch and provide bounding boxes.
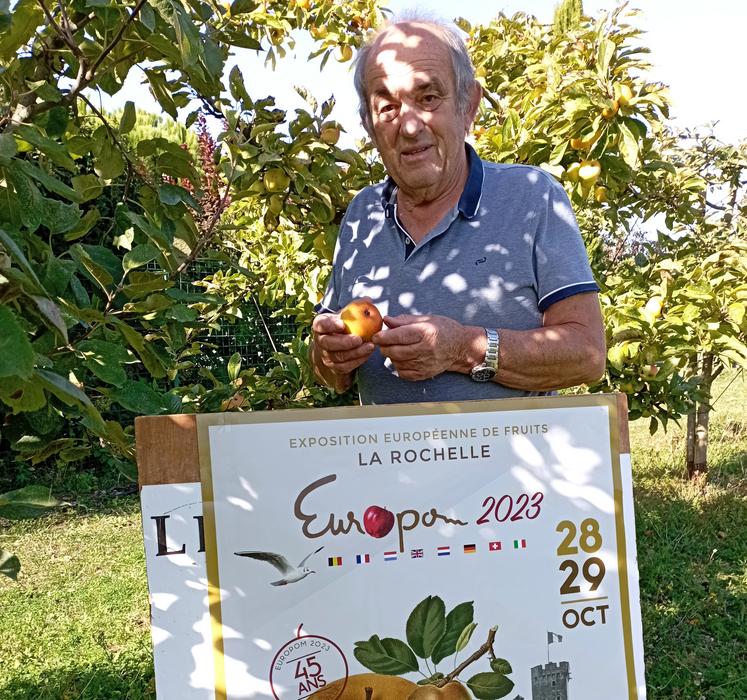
[407,681,471,699]
[310,673,417,699]
[263,168,290,193]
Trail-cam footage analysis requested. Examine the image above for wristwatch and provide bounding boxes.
[470,328,500,382]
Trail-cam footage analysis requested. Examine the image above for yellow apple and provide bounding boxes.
[566,162,581,182]
[615,83,634,107]
[335,44,353,62]
[263,168,290,193]
[594,185,609,203]
[309,24,328,40]
[578,159,601,184]
[320,122,341,145]
[602,99,619,120]
[644,296,664,319]
[340,299,383,342]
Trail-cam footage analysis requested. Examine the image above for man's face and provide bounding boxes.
[364,24,473,201]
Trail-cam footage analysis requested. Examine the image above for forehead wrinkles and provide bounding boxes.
[366,32,453,96]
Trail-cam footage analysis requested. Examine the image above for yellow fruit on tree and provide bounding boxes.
[615,83,634,106]
[570,128,602,151]
[566,162,581,182]
[644,296,664,319]
[268,193,284,214]
[578,160,601,184]
[263,168,290,193]
[335,44,353,62]
[297,0,311,9]
[320,122,341,145]
[309,24,328,40]
[594,185,609,203]
[602,99,619,120]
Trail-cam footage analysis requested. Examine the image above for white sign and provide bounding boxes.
[141,396,645,699]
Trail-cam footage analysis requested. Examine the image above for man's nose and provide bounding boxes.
[398,101,425,137]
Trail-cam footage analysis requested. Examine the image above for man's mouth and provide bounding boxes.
[401,145,432,157]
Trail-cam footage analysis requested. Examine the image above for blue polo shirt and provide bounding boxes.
[317,144,599,404]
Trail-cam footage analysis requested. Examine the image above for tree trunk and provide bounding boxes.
[688,353,714,478]
[686,409,696,477]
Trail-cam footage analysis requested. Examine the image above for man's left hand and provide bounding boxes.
[373,314,472,381]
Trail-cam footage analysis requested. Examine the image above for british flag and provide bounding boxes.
[411,548,424,558]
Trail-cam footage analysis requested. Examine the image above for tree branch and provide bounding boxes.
[442,626,497,685]
[87,0,148,80]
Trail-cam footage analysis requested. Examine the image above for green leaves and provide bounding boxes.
[353,635,419,675]
[108,380,172,415]
[407,595,447,659]
[466,672,515,699]
[119,101,137,135]
[354,596,511,694]
[0,305,35,379]
[78,340,131,387]
[0,485,57,519]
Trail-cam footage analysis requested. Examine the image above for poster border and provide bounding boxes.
[197,394,635,700]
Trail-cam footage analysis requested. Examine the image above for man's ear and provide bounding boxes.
[464,81,483,131]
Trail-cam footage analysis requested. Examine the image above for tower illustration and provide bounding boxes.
[531,660,571,700]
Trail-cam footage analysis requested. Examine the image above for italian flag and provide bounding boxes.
[513,539,527,549]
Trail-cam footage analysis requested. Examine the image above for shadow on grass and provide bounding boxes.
[0,655,155,700]
[634,455,747,699]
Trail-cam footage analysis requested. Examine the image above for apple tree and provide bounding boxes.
[0,0,384,578]
[464,6,746,471]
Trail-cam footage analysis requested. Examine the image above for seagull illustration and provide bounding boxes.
[233,545,324,586]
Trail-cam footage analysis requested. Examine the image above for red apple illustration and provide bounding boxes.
[363,505,395,538]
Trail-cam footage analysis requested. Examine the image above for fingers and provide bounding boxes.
[313,313,375,375]
[321,341,375,375]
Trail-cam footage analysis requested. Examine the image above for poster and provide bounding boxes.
[191,395,645,700]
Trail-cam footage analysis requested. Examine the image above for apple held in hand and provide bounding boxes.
[340,299,383,342]
[363,505,395,538]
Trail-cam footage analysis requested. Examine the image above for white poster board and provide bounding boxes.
[140,395,645,700]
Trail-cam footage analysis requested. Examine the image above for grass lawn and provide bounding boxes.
[1,373,745,699]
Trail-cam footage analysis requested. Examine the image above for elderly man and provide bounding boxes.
[310,17,606,404]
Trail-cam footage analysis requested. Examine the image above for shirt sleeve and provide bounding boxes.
[313,210,348,315]
[533,175,599,313]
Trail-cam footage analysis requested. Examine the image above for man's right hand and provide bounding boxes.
[310,313,376,392]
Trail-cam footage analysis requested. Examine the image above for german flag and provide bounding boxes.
[463,544,477,554]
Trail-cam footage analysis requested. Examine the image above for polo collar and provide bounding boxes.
[381,143,484,220]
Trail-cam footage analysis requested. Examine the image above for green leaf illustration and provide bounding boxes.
[431,600,474,664]
[466,672,515,699]
[406,595,447,659]
[455,621,478,654]
[490,658,512,675]
[353,635,419,675]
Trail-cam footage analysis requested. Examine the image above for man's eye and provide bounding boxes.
[377,104,398,120]
[422,94,441,107]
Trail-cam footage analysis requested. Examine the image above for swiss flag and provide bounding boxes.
[489,541,502,551]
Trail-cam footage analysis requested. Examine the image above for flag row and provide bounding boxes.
[327,539,528,567]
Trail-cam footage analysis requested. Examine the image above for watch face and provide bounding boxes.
[470,367,496,382]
